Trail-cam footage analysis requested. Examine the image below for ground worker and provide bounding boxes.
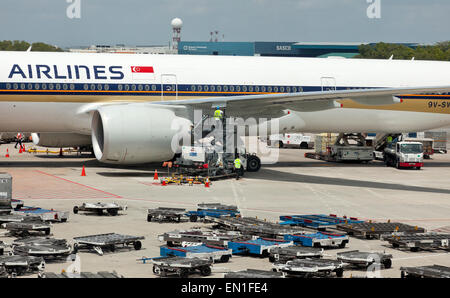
[234,156,243,180]
[214,106,224,121]
[15,132,23,149]
[387,136,393,143]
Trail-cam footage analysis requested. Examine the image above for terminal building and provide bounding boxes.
[178,41,419,58]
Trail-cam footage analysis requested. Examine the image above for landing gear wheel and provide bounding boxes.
[246,155,261,172]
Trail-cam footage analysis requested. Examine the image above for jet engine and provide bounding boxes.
[91,104,191,164]
[31,133,92,147]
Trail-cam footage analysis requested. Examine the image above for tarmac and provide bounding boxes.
[1,141,450,278]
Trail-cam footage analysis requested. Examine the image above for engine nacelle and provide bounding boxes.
[31,133,91,147]
[92,105,191,164]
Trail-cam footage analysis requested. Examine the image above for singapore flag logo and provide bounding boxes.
[131,66,154,80]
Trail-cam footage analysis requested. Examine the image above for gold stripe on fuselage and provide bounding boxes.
[339,98,450,115]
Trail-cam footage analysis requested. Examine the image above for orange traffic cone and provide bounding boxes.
[81,166,86,176]
[154,170,159,180]
[205,178,210,188]
[18,147,23,154]
[5,149,10,158]
[162,180,166,186]
[22,145,26,152]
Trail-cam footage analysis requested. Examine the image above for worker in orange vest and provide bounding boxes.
[15,132,24,149]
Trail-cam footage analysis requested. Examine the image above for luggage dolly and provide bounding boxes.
[337,222,425,239]
[160,244,233,263]
[0,213,41,224]
[273,258,347,278]
[382,233,450,252]
[268,246,324,263]
[228,238,294,257]
[149,256,213,278]
[224,269,285,278]
[73,202,127,216]
[400,265,450,278]
[279,214,363,230]
[284,232,349,248]
[73,233,144,256]
[159,229,243,247]
[12,237,73,260]
[11,199,24,211]
[147,207,187,223]
[12,206,69,223]
[336,250,393,269]
[39,271,123,278]
[0,255,45,278]
[2,221,51,237]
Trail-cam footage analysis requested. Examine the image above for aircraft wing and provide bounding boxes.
[153,85,450,119]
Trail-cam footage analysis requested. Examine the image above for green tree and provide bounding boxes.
[0,40,63,52]
[356,41,450,61]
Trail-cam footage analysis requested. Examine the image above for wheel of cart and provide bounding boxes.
[382,259,392,269]
[107,209,118,216]
[335,268,344,278]
[73,206,79,214]
[179,268,189,278]
[189,215,198,222]
[147,214,152,222]
[45,228,50,236]
[220,255,230,263]
[133,241,142,250]
[200,266,211,276]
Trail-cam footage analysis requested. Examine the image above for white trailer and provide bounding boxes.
[268,134,312,149]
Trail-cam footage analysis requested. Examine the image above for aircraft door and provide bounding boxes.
[321,77,337,91]
[161,74,178,101]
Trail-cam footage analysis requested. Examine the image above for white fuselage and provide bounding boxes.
[1,51,450,135]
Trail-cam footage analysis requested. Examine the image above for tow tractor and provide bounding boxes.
[384,141,424,169]
[173,107,261,179]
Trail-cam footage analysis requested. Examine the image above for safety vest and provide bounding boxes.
[234,158,242,169]
[387,136,393,143]
[214,110,223,120]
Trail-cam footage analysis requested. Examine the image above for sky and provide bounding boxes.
[0,0,449,48]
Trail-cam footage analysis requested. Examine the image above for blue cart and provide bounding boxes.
[280,214,363,229]
[284,232,349,248]
[227,238,293,257]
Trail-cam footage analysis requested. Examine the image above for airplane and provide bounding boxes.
[1,51,450,164]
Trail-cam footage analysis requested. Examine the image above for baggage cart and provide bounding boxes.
[228,238,293,257]
[336,250,392,268]
[13,206,69,223]
[274,258,346,278]
[268,246,323,263]
[2,221,51,236]
[224,269,285,278]
[39,271,123,278]
[0,213,40,223]
[284,232,349,248]
[159,229,243,247]
[337,222,425,239]
[73,202,127,216]
[197,203,239,212]
[280,214,363,230]
[0,255,45,277]
[147,207,187,223]
[73,233,144,256]
[383,233,450,252]
[400,265,450,278]
[12,237,72,260]
[150,256,213,277]
[160,244,232,263]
